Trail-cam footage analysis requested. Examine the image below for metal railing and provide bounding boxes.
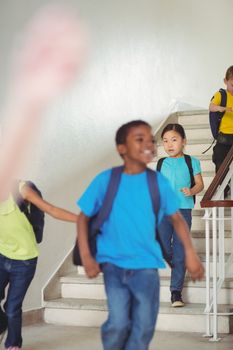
[200,145,233,341]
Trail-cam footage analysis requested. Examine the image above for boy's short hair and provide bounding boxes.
[115,120,151,145]
[225,66,233,80]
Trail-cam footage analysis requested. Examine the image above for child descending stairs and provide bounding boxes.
[43,110,233,334]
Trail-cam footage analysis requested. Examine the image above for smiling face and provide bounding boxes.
[117,125,155,169]
[162,130,185,158]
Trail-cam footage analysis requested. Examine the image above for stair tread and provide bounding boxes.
[44,297,233,315]
[191,230,231,238]
[176,109,208,116]
[60,273,233,288]
[183,124,210,130]
[192,209,205,216]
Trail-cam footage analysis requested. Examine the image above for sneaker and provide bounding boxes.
[171,291,184,307]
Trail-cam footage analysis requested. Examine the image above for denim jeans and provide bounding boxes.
[213,142,232,173]
[101,263,160,350]
[158,209,192,292]
[0,253,37,348]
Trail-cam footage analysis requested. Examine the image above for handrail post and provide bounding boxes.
[204,209,211,337]
[210,207,220,342]
[218,206,225,281]
[231,175,233,257]
[200,146,233,341]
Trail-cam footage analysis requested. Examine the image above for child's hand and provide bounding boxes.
[185,249,204,281]
[83,256,101,278]
[181,187,192,196]
[219,106,232,112]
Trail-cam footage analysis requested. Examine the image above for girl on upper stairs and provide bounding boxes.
[156,123,204,307]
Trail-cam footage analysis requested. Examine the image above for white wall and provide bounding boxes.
[0,0,233,309]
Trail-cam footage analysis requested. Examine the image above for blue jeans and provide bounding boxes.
[158,209,192,292]
[101,263,160,350]
[0,253,37,348]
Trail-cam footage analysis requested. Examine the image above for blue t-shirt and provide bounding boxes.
[77,168,179,269]
[158,156,201,209]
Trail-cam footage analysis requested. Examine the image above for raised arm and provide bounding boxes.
[21,183,78,223]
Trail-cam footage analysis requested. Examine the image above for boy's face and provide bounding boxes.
[117,125,155,166]
[224,78,233,95]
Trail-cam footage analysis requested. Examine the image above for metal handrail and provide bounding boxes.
[200,146,233,341]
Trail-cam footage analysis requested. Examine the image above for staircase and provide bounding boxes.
[43,110,233,334]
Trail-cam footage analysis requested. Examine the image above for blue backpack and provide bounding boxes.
[14,181,45,243]
[209,88,227,139]
[72,166,172,267]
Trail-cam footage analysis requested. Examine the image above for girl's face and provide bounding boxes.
[162,130,185,158]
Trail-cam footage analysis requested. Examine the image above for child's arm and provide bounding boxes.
[21,183,78,222]
[209,102,232,113]
[181,173,204,197]
[77,212,101,278]
[170,211,204,281]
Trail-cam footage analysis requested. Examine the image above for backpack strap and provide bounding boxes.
[92,166,124,230]
[219,88,227,108]
[183,154,196,204]
[146,168,160,214]
[156,157,165,172]
[146,168,172,267]
[206,88,227,145]
[210,88,227,108]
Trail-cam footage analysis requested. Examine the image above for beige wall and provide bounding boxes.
[0,0,233,309]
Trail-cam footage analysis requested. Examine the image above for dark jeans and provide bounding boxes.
[0,253,37,348]
[212,142,232,173]
[158,209,192,292]
[101,263,160,350]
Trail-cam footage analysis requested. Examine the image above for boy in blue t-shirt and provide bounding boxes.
[76,120,204,350]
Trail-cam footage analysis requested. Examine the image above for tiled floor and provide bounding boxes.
[1,323,232,349]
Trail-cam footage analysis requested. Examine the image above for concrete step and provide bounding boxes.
[178,111,209,126]
[191,209,232,231]
[59,273,233,305]
[199,159,215,172]
[180,123,212,140]
[192,230,232,254]
[44,297,232,333]
[160,252,233,278]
